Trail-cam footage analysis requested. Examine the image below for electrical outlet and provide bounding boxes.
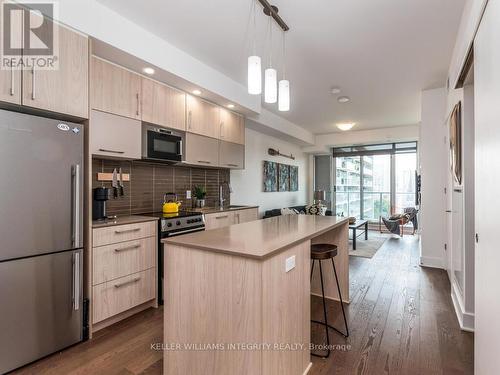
[285,255,296,272]
[186,190,191,199]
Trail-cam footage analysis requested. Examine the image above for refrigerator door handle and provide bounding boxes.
[72,164,81,248]
[73,252,80,311]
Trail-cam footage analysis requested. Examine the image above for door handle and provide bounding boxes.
[114,244,141,252]
[10,65,14,96]
[98,148,125,154]
[72,165,81,248]
[114,277,141,288]
[73,252,80,311]
[115,228,141,234]
[31,66,36,100]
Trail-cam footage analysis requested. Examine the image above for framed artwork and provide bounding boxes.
[263,161,278,192]
[289,165,298,191]
[278,163,290,191]
[450,102,462,185]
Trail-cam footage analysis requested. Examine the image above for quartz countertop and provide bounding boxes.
[163,215,348,259]
[92,215,159,229]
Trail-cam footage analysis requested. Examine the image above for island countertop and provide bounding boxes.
[163,214,349,259]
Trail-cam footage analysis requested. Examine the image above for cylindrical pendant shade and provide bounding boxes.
[278,79,290,111]
[264,68,277,103]
[247,55,262,95]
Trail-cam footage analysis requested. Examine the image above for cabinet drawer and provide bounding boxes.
[93,221,156,247]
[93,268,156,323]
[204,212,234,230]
[93,237,156,285]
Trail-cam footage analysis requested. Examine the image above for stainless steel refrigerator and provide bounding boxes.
[0,109,84,374]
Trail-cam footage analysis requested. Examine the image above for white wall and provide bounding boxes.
[419,88,448,268]
[230,128,310,216]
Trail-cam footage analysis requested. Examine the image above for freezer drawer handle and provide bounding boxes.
[114,244,141,252]
[114,228,141,234]
[72,165,81,248]
[73,252,80,311]
[114,277,141,288]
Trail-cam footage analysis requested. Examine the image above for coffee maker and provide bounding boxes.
[92,187,109,220]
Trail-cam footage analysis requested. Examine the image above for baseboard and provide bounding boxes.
[303,362,313,375]
[451,282,475,332]
[310,292,351,304]
[419,256,444,269]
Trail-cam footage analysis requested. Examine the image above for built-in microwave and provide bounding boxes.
[142,124,184,163]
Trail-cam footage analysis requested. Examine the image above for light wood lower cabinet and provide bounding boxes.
[219,141,245,169]
[92,220,157,327]
[90,110,142,159]
[205,208,258,230]
[93,268,156,323]
[184,132,219,167]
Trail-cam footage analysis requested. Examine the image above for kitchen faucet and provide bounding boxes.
[219,182,232,208]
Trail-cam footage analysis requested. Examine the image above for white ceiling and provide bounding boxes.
[97,0,465,134]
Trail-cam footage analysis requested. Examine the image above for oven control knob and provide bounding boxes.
[176,221,181,226]
[167,222,172,227]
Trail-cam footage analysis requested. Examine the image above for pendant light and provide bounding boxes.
[278,30,290,111]
[247,1,261,95]
[264,15,277,104]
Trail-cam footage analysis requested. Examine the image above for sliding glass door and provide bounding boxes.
[332,142,417,222]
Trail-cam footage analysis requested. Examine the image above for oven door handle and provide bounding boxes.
[167,226,205,237]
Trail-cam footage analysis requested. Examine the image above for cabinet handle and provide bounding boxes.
[136,93,140,116]
[115,228,141,234]
[31,66,35,100]
[188,110,192,129]
[114,277,141,288]
[197,160,211,164]
[10,65,14,96]
[216,215,229,219]
[114,244,141,252]
[99,148,125,154]
[220,121,224,138]
[226,163,238,167]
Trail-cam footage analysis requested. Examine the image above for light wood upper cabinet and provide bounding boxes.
[91,57,141,120]
[141,78,186,131]
[90,110,141,159]
[22,20,89,118]
[219,140,245,169]
[184,132,219,167]
[219,108,245,145]
[0,0,21,105]
[186,94,220,139]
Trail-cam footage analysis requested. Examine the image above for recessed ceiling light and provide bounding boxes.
[330,87,341,95]
[338,96,350,103]
[142,67,155,75]
[227,104,235,109]
[192,89,202,95]
[336,123,356,131]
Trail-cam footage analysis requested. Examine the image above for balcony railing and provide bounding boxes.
[335,191,416,221]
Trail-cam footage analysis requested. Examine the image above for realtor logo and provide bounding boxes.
[1,1,59,70]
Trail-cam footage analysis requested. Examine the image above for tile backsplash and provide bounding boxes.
[92,158,230,217]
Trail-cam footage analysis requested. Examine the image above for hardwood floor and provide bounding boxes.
[13,234,473,375]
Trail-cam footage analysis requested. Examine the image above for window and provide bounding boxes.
[332,142,417,221]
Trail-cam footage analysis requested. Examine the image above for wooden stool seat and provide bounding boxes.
[311,243,338,260]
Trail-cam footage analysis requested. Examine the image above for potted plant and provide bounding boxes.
[193,185,207,208]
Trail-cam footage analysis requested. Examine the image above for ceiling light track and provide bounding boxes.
[257,0,289,31]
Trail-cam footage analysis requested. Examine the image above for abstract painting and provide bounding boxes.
[263,161,278,192]
[289,165,298,191]
[278,163,290,192]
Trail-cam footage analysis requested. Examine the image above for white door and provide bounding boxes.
[474,1,500,373]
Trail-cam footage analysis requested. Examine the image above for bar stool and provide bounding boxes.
[310,243,349,358]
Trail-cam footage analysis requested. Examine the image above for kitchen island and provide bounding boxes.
[162,214,349,375]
